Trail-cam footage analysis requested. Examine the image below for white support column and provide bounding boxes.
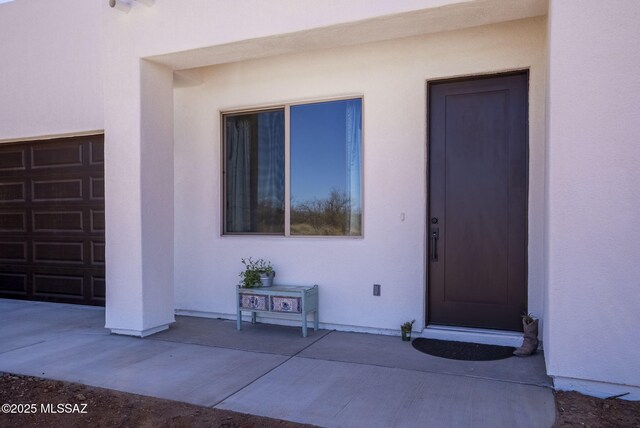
[546,0,640,399]
[104,57,175,337]
[139,59,175,334]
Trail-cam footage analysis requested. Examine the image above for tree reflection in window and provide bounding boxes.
[291,99,362,236]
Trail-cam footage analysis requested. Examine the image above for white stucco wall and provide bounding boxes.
[0,0,103,141]
[173,17,547,333]
[103,0,546,337]
[546,0,640,399]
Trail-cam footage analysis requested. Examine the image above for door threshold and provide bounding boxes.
[421,325,525,348]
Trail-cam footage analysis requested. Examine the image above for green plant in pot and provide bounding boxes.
[400,319,415,341]
[239,258,275,288]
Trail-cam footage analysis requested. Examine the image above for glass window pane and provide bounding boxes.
[224,109,285,234]
[290,99,362,236]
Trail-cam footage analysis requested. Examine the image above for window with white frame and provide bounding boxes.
[223,98,362,236]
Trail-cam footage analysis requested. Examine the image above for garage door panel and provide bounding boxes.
[32,210,84,232]
[0,148,26,172]
[90,141,104,165]
[0,211,27,232]
[90,176,104,199]
[91,241,105,265]
[0,270,27,295]
[91,209,105,232]
[32,178,84,201]
[0,241,27,262]
[0,182,26,202]
[92,276,105,300]
[33,273,84,298]
[33,241,85,264]
[31,142,83,169]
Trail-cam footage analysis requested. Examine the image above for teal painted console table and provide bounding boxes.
[236,284,319,337]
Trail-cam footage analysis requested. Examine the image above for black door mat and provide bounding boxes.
[412,338,515,361]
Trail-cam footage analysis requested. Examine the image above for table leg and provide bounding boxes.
[237,307,241,331]
[251,311,256,324]
[302,313,308,337]
[314,310,319,331]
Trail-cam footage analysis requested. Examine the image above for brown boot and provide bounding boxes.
[513,319,539,357]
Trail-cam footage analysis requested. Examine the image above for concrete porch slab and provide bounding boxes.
[217,356,556,428]
[0,300,107,354]
[299,331,552,387]
[0,299,556,427]
[148,315,330,356]
[0,330,287,407]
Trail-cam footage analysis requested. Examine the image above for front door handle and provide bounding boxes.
[430,227,439,261]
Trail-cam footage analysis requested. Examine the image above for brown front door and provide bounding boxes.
[428,72,528,331]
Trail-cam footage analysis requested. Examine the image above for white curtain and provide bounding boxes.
[227,111,284,233]
[258,111,285,212]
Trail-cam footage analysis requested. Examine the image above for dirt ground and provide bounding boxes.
[1,373,639,427]
[554,390,640,428]
[0,373,313,428]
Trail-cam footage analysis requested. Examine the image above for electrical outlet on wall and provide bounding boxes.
[373,284,381,296]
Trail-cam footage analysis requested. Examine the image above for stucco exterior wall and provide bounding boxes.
[102,0,546,337]
[546,0,640,399]
[173,17,547,333]
[0,0,103,141]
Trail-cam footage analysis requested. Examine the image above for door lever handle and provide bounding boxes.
[430,227,439,261]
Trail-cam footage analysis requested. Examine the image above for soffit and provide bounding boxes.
[150,0,546,72]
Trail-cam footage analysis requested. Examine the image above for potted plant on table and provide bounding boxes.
[401,319,415,341]
[239,258,275,288]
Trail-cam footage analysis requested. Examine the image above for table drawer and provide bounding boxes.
[239,294,268,310]
[271,296,301,313]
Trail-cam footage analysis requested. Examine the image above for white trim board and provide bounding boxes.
[422,325,535,348]
[110,324,170,338]
[0,130,104,145]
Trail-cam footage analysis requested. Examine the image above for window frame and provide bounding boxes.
[220,95,364,238]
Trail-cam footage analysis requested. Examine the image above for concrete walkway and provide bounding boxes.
[0,299,556,427]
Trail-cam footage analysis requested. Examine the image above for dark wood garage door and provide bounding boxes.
[0,135,105,306]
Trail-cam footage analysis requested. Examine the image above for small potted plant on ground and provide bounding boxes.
[401,319,415,341]
[239,258,275,288]
[513,313,539,357]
